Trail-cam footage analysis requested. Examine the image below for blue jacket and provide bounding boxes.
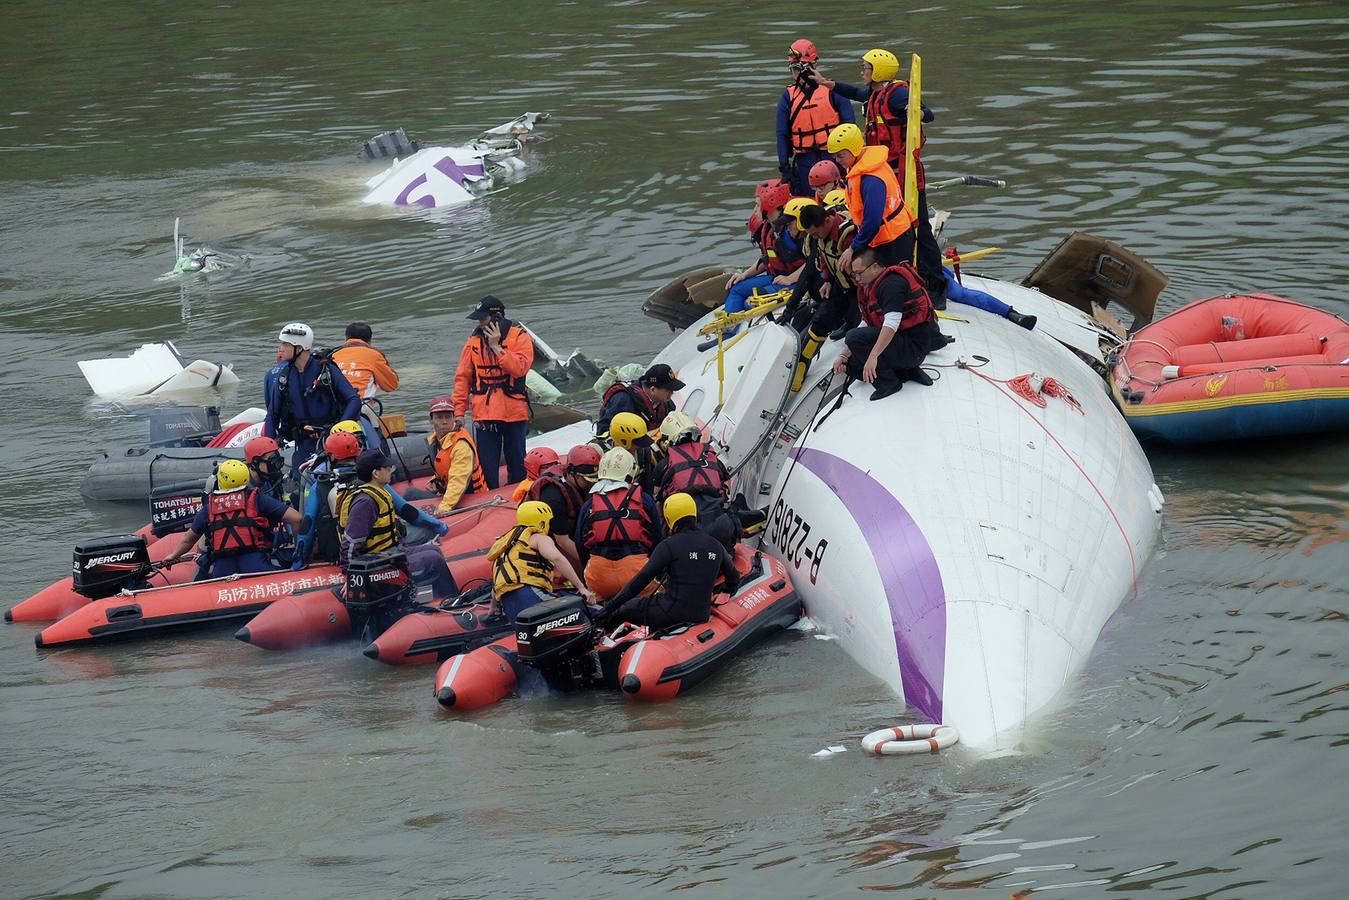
[264,355,361,442]
[851,174,893,253]
[292,461,446,569]
[776,83,856,167]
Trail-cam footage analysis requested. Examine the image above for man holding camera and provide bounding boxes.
[451,295,535,489]
[776,39,856,197]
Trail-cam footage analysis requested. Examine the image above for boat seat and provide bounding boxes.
[1169,353,1331,379]
[1171,332,1322,367]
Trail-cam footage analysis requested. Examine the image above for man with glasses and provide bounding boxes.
[834,248,946,401]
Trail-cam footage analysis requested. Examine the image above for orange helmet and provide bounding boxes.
[323,431,362,462]
[788,39,818,65]
[524,447,561,480]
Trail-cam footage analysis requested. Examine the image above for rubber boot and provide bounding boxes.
[1007,309,1037,330]
[790,328,828,392]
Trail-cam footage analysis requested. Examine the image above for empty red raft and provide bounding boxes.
[33,493,512,649]
[1111,293,1349,444]
[432,546,802,710]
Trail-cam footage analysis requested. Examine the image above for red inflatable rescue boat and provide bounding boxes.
[1112,293,1349,444]
[433,546,801,710]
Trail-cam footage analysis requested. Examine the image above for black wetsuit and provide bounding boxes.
[597,524,741,629]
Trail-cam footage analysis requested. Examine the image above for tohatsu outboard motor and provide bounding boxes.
[514,594,602,691]
[343,551,418,640]
[72,535,153,599]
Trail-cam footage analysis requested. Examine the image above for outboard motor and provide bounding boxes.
[361,128,421,160]
[343,551,418,640]
[514,594,601,691]
[72,535,152,599]
[148,406,222,447]
[148,480,206,537]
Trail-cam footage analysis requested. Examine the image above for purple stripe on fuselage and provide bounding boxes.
[791,448,946,721]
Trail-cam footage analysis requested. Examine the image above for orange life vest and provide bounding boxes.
[845,146,916,248]
[858,263,935,332]
[865,81,927,188]
[785,83,843,153]
[428,429,488,496]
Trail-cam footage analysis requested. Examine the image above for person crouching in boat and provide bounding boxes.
[160,459,303,578]
[594,493,741,630]
[426,395,488,515]
[338,449,458,600]
[511,447,562,503]
[596,363,683,436]
[524,444,599,572]
[595,411,662,495]
[574,448,659,603]
[835,248,947,401]
[488,501,595,622]
[784,195,859,390]
[653,412,739,552]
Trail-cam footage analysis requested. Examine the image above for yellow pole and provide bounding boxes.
[715,327,725,411]
[941,246,1002,266]
[904,54,923,266]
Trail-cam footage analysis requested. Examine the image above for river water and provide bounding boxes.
[3,1,1347,896]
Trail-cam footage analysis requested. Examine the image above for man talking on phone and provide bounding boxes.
[451,295,535,488]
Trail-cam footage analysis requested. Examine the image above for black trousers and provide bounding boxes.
[843,320,945,389]
[916,189,947,303]
[609,592,709,631]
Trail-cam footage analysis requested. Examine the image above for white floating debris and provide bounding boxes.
[78,341,239,398]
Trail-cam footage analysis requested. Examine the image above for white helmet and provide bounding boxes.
[277,322,314,350]
[659,410,699,444]
[597,447,637,483]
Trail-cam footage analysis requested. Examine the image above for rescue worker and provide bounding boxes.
[594,493,742,630]
[652,411,738,551]
[724,180,806,321]
[264,322,362,491]
[834,247,947,400]
[511,447,562,503]
[338,449,458,599]
[785,196,859,390]
[425,395,488,515]
[332,322,401,448]
[159,459,303,578]
[808,158,844,201]
[602,411,660,495]
[775,39,856,196]
[488,501,595,622]
[451,295,534,489]
[818,49,946,305]
[242,436,286,502]
[526,444,600,571]
[574,448,660,602]
[826,123,918,275]
[596,363,684,434]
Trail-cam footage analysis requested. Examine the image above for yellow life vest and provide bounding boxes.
[488,524,554,598]
[337,483,400,554]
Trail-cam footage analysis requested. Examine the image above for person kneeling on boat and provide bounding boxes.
[426,395,488,515]
[596,364,683,435]
[723,180,807,326]
[160,459,303,579]
[338,449,458,600]
[488,501,596,622]
[834,248,947,401]
[595,411,662,495]
[653,411,739,552]
[594,493,741,631]
[574,448,659,602]
[511,446,562,503]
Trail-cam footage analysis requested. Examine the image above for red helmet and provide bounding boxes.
[808,159,842,188]
[759,181,793,216]
[746,209,763,235]
[755,178,785,200]
[524,447,561,480]
[323,431,362,462]
[243,436,280,464]
[564,444,601,475]
[788,39,819,65]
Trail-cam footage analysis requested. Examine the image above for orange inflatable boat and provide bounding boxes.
[33,493,513,649]
[1112,293,1349,444]
[433,547,801,710]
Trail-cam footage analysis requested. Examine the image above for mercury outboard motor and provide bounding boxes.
[344,551,418,640]
[72,535,153,599]
[514,594,602,692]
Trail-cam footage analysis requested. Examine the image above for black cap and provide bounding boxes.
[642,363,686,392]
[466,295,506,320]
[355,448,394,481]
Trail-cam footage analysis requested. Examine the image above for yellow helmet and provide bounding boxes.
[516,500,553,531]
[663,492,698,531]
[215,459,251,493]
[330,420,363,435]
[659,410,698,444]
[783,197,820,224]
[608,412,647,450]
[823,188,849,213]
[597,447,637,483]
[826,123,864,156]
[862,48,900,83]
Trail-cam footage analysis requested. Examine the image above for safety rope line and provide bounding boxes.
[955,359,1138,592]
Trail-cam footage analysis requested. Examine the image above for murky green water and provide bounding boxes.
[3,1,1347,896]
